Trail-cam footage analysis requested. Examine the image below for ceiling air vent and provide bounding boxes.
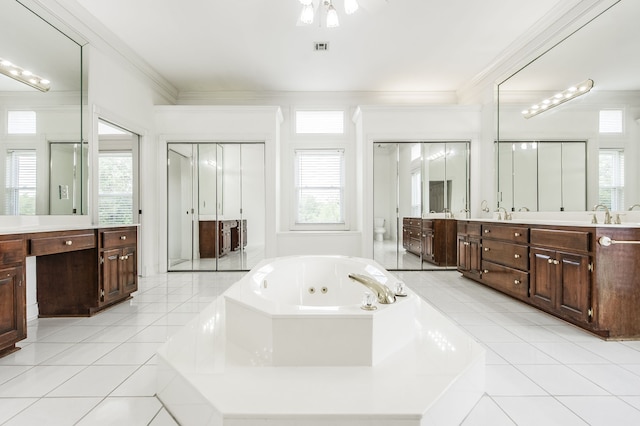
[314,42,329,51]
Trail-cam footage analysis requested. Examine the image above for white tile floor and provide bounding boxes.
[1,270,639,425]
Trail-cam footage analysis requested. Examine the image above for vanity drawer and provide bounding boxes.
[457,221,481,237]
[101,228,137,249]
[403,217,421,228]
[29,232,95,256]
[481,260,529,299]
[530,228,591,252]
[482,240,528,270]
[482,224,529,243]
[0,237,25,265]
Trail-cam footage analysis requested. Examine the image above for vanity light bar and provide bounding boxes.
[0,57,51,92]
[521,79,593,119]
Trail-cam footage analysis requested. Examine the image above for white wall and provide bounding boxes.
[86,46,160,276]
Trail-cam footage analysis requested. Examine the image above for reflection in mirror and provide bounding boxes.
[373,141,469,271]
[497,141,586,211]
[168,142,265,272]
[0,1,84,216]
[98,120,139,225]
[49,142,87,214]
[497,0,639,212]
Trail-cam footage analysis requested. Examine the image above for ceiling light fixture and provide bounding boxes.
[298,0,359,28]
[0,57,51,92]
[521,79,593,119]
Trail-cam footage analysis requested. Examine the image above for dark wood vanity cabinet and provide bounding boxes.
[402,218,423,256]
[34,227,138,317]
[0,236,26,357]
[0,226,139,357]
[457,221,481,278]
[199,219,247,258]
[456,220,640,339]
[99,228,138,307]
[479,223,530,301]
[403,217,457,266]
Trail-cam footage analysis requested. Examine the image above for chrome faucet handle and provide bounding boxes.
[590,213,598,224]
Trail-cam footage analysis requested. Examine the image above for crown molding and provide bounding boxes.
[458,0,620,104]
[177,90,460,106]
[26,0,179,104]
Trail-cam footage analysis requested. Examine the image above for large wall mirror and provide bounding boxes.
[0,1,85,216]
[497,0,639,213]
[373,141,469,271]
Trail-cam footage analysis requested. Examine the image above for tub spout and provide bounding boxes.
[348,273,396,304]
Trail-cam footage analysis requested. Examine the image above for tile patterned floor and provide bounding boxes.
[1,270,639,425]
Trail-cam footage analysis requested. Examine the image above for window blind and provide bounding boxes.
[99,152,133,224]
[295,149,344,224]
[598,149,624,210]
[5,150,36,214]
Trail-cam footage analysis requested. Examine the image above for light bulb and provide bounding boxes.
[326,4,339,27]
[301,4,314,24]
[344,0,359,14]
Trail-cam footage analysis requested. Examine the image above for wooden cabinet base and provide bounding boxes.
[457,220,640,340]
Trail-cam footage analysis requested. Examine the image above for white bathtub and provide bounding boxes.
[224,255,418,366]
[157,256,486,425]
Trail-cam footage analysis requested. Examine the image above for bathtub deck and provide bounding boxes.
[156,288,485,425]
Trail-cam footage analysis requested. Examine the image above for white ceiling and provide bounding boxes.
[70,0,567,95]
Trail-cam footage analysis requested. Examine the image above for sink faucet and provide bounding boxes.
[519,207,530,212]
[497,207,511,220]
[593,204,611,224]
[348,273,396,304]
[443,208,451,218]
[628,204,640,211]
[460,208,470,219]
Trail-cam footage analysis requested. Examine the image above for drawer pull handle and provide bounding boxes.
[514,232,521,237]
[65,240,73,246]
[120,255,129,261]
[484,247,490,252]
[514,254,520,259]
[548,258,554,264]
[514,279,521,285]
[108,255,118,260]
[553,260,559,265]
[120,235,127,240]
[484,229,490,234]
[463,241,470,246]
[483,269,489,274]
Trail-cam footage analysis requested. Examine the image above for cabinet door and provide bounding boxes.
[0,266,26,352]
[457,235,470,272]
[468,237,482,278]
[530,248,555,309]
[101,248,122,304]
[557,252,591,323]
[422,229,434,260]
[121,246,137,294]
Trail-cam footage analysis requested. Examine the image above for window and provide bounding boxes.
[8,111,36,134]
[5,150,36,214]
[295,110,344,134]
[99,152,133,224]
[599,110,623,134]
[294,149,345,224]
[598,149,624,211]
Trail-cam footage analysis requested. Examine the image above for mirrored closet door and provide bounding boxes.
[167,142,265,271]
[373,141,469,270]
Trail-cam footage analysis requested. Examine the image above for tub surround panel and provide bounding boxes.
[224,256,419,366]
